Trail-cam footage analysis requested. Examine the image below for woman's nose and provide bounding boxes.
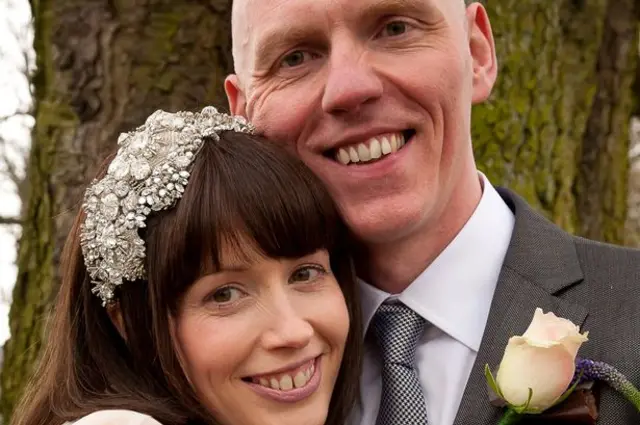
[259,301,314,351]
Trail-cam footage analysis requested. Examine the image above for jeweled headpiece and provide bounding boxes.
[79,106,255,306]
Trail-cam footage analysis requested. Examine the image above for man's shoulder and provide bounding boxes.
[498,186,640,275]
[498,186,639,297]
[573,232,640,255]
[571,234,640,275]
[561,234,640,323]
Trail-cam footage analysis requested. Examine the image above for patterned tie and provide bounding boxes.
[371,303,428,425]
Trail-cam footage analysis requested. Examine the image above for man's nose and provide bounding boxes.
[321,51,383,115]
[260,300,314,351]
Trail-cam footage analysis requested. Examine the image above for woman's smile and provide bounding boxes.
[244,356,322,403]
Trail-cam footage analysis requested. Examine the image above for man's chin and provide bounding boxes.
[344,210,426,246]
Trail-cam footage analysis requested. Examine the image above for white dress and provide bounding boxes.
[65,410,163,425]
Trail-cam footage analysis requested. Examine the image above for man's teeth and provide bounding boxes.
[335,132,406,165]
[254,362,315,391]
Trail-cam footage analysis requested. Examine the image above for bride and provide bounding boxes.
[13,107,361,425]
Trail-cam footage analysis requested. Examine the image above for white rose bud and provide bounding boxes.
[495,308,589,412]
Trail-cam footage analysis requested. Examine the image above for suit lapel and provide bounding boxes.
[453,189,589,425]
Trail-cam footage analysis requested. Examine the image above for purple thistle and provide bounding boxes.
[572,358,640,410]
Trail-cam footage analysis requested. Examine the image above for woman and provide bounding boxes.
[13,107,361,425]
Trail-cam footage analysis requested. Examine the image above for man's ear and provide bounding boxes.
[466,3,497,104]
[107,302,127,341]
[225,74,248,118]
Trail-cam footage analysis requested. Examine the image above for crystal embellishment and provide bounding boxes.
[79,106,255,306]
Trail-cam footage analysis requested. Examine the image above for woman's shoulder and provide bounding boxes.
[65,410,162,425]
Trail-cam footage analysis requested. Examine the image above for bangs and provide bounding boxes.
[143,131,343,308]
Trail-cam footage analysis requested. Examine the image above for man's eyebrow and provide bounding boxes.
[252,0,433,67]
[360,0,431,19]
[254,26,323,67]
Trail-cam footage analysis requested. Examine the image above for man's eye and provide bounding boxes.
[289,265,325,283]
[379,21,409,38]
[208,286,244,304]
[281,50,313,68]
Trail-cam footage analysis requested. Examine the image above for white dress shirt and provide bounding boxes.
[350,174,515,425]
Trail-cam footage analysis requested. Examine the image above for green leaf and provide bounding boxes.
[513,388,534,414]
[524,388,533,410]
[484,364,504,399]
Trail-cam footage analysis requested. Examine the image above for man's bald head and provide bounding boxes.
[230,0,250,79]
[229,0,474,85]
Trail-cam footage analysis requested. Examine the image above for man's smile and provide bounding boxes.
[326,129,415,166]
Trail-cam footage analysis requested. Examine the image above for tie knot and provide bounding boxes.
[371,303,425,367]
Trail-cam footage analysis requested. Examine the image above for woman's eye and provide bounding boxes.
[280,50,314,68]
[209,286,244,304]
[289,265,325,283]
[379,21,409,38]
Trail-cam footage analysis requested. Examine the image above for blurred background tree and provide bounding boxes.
[473,0,639,244]
[0,0,235,418]
[0,0,639,421]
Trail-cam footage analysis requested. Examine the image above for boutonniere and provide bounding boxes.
[485,308,640,424]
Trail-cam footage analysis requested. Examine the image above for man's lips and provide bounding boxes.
[323,129,415,165]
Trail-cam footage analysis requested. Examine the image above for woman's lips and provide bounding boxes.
[245,356,322,403]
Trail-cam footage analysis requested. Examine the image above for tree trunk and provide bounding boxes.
[577,0,639,243]
[0,0,233,419]
[624,0,640,246]
[473,0,639,245]
[628,117,640,246]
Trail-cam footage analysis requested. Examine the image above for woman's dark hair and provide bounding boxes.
[13,131,362,425]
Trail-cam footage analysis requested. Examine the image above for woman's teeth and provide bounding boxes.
[334,132,407,165]
[252,362,315,391]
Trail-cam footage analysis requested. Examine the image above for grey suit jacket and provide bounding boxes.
[453,188,640,425]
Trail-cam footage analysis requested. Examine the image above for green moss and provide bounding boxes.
[474,0,636,246]
[473,0,616,239]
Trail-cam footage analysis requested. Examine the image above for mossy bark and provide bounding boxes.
[0,0,233,420]
[576,0,639,243]
[473,0,638,245]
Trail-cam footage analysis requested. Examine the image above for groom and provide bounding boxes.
[224,0,640,423]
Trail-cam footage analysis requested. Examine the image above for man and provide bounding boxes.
[224,0,640,424]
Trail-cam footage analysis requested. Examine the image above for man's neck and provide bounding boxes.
[355,170,483,294]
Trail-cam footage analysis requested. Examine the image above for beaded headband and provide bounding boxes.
[79,106,255,306]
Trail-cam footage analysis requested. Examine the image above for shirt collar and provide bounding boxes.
[359,173,515,351]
